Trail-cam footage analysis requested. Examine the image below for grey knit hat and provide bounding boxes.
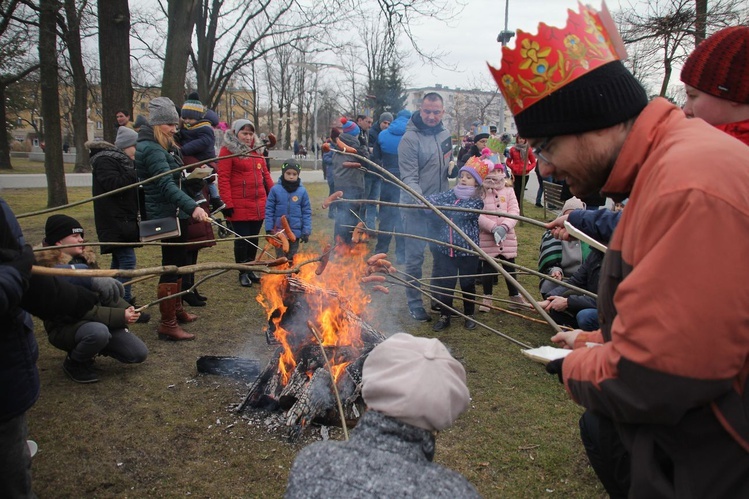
[379,112,394,123]
[133,115,148,129]
[115,126,138,149]
[148,97,180,126]
[231,119,254,135]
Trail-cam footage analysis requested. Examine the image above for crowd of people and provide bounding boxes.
[2,11,748,497]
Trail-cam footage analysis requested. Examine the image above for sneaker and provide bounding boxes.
[464,316,477,330]
[535,202,543,208]
[432,315,451,332]
[409,307,432,322]
[478,295,492,313]
[62,356,99,384]
[210,198,226,216]
[508,295,532,309]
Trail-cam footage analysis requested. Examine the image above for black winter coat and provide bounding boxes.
[89,141,141,253]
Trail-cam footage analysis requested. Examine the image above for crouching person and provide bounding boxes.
[37,214,148,383]
[285,333,479,498]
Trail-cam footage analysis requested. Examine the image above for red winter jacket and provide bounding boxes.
[217,132,274,222]
[506,145,536,177]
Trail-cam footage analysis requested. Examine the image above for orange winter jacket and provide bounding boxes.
[563,99,749,453]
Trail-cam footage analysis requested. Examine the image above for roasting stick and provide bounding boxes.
[563,221,608,252]
[306,321,350,441]
[17,135,278,220]
[342,223,597,299]
[330,149,562,334]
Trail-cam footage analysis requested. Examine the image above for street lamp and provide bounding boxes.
[497,0,514,135]
[293,62,344,170]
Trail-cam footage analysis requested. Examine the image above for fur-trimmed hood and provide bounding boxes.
[34,245,99,269]
[222,130,256,155]
[85,140,116,152]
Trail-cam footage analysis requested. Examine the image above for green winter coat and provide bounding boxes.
[44,298,131,353]
[135,125,198,220]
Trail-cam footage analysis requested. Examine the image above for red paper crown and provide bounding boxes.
[488,2,627,116]
[463,155,492,181]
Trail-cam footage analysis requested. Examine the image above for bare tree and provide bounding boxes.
[162,0,200,106]
[39,0,67,206]
[0,1,39,170]
[98,0,133,143]
[617,0,745,96]
[59,0,90,172]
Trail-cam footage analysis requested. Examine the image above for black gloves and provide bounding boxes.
[221,207,234,218]
[0,244,35,283]
[183,178,206,197]
[300,234,309,243]
[545,358,564,384]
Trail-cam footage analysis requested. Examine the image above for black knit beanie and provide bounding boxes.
[45,214,84,245]
[514,61,649,139]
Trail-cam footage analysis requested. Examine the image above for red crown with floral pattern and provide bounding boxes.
[488,2,627,115]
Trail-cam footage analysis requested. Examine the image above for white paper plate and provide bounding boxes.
[522,346,573,365]
[27,440,37,458]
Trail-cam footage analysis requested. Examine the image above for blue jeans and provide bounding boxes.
[334,187,364,245]
[374,177,405,262]
[111,246,136,301]
[402,209,433,309]
[362,174,381,231]
[576,308,600,331]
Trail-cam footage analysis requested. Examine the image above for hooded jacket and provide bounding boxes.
[477,181,519,258]
[88,140,141,253]
[135,125,199,221]
[331,133,367,192]
[217,130,274,222]
[398,113,453,204]
[563,98,749,495]
[376,111,410,174]
[265,178,312,238]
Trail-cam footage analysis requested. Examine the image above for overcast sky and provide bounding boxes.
[406,0,597,89]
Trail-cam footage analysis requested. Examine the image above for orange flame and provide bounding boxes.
[257,244,372,385]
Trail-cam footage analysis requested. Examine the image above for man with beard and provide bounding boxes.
[490,4,749,497]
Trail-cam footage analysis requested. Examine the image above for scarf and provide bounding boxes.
[281,178,300,193]
[515,142,529,166]
[454,185,476,200]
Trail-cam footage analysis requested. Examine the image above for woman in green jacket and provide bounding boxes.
[135,97,209,341]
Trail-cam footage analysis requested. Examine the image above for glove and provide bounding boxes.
[492,225,508,245]
[0,244,35,282]
[90,277,125,305]
[300,234,309,243]
[221,207,234,218]
[545,358,564,384]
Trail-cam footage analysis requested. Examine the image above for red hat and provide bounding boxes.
[681,26,749,104]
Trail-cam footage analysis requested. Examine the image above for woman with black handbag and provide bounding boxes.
[135,96,209,341]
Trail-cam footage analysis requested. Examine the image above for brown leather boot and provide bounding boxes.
[175,278,198,324]
[157,282,195,341]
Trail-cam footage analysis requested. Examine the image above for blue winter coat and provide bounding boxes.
[425,189,483,257]
[376,111,410,174]
[177,120,216,161]
[265,180,312,238]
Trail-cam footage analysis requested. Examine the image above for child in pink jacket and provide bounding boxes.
[477,160,530,311]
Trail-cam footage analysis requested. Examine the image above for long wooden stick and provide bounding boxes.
[332,149,563,334]
[307,321,349,441]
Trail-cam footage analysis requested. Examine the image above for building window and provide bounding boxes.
[243,99,249,106]
[96,121,102,129]
[15,117,22,125]
[244,111,249,119]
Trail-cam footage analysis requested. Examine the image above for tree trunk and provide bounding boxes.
[98,0,133,144]
[63,0,89,172]
[0,85,11,170]
[695,0,708,45]
[39,0,67,207]
[162,0,199,107]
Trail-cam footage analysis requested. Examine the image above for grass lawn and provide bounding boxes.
[3,183,603,498]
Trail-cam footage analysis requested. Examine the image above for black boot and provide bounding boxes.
[62,356,98,384]
[182,290,206,307]
[432,315,451,332]
[194,288,208,301]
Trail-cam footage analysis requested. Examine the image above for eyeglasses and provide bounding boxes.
[533,136,555,164]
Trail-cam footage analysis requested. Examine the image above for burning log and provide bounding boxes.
[240,273,385,439]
